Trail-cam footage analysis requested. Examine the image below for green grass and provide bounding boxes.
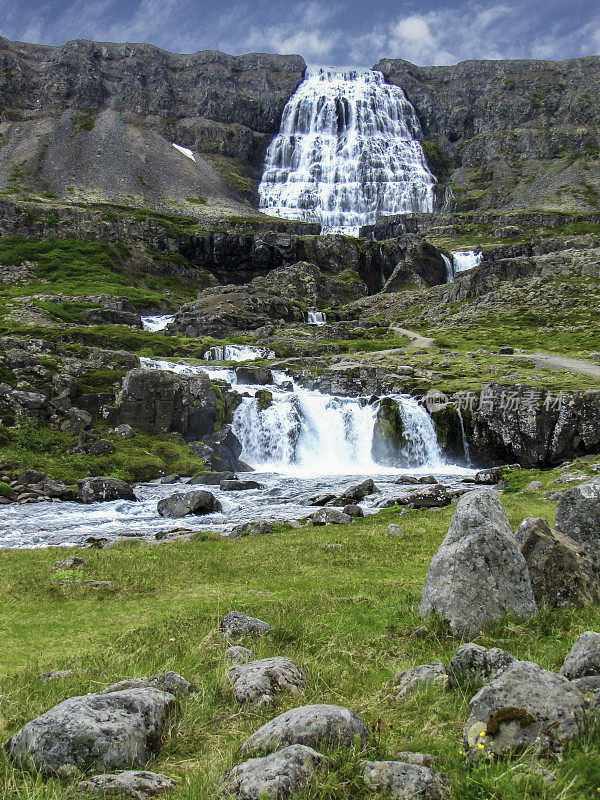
[0,426,206,483]
[0,236,198,306]
[0,475,599,799]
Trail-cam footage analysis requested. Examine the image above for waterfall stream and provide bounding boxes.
[258,67,435,235]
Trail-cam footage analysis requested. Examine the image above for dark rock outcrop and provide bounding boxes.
[118,368,221,441]
[77,477,137,503]
[515,517,600,607]
[157,489,221,518]
[371,398,407,465]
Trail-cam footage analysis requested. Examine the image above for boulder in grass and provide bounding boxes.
[7,688,176,776]
[363,761,450,800]
[228,657,306,705]
[463,660,585,757]
[311,508,352,526]
[76,770,176,799]
[419,490,537,636]
[78,477,137,504]
[102,671,193,698]
[559,631,600,680]
[157,490,221,518]
[448,643,515,689]
[555,478,600,560]
[240,704,369,757]
[220,745,324,800]
[392,663,448,700]
[220,612,272,638]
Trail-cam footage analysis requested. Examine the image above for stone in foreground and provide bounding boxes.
[555,477,600,559]
[448,643,515,689]
[8,688,176,775]
[241,704,369,757]
[228,657,306,705]
[363,761,450,800]
[78,477,137,504]
[464,660,585,757]
[515,517,600,607]
[419,490,537,636]
[157,489,221,518]
[392,662,448,700]
[221,612,272,638]
[559,631,600,679]
[220,745,324,800]
[76,770,175,799]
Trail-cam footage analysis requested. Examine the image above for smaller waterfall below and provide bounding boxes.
[203,345,275,362]
[259,66,435,235]
[393,395,444,468]
[451,250,483,276]
[457,409,472,467]
[442,254,454,283]
[141,315,175,332]
[307,310,326,326]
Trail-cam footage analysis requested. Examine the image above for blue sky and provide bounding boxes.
[1,0,599,67]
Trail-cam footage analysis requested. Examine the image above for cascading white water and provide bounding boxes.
[451,250,483,275]
[258,66,435,236]
[307,310,326,325]
[203,345,275,362]
[457,408,472,467]
[140,314,175,332]
[442,254,454,283]
[139,357,445,475]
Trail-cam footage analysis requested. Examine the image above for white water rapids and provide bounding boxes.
[258,67,435,235]
[0,354,472,548]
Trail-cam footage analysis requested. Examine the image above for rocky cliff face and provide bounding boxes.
[374,57,600,213]
[0,38,305,216]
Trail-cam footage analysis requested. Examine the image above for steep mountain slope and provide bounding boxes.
[375,56,600,213]
[0,38,305,218]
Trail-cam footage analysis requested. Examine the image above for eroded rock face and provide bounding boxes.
[555,478,600,560]
[78,476,137,503]
[220,745,324,800]
[227,657,306,705]
[220,612,272,638]
[8,688,176,776]
[464,661,585,757]
[157,489,221,518]
[240,704,369,757]
[515,517,600,607]
[76,770,176,799]
[363,761,450,800]
[559,631,600,679]
[118,369,220,441]
[419,490,537,636]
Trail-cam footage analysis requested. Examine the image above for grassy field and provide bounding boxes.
[1,465,600,799]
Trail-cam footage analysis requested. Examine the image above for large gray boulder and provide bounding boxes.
[397,485,451,509]
[228,657,306,705]
[419,490,537,636]
[559,631,600,679]
[78,477,137,504]
[76,770,176,799]
[8,688,176,776]
[555,478,600,560]
[363,761,450,800]
[311,508,352,526]
[220,745,324,800]
[157,490,221,518]
[463,660,585,757]
[240,704,369,757]
[448,643,515,689]
[515,517,600,607]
